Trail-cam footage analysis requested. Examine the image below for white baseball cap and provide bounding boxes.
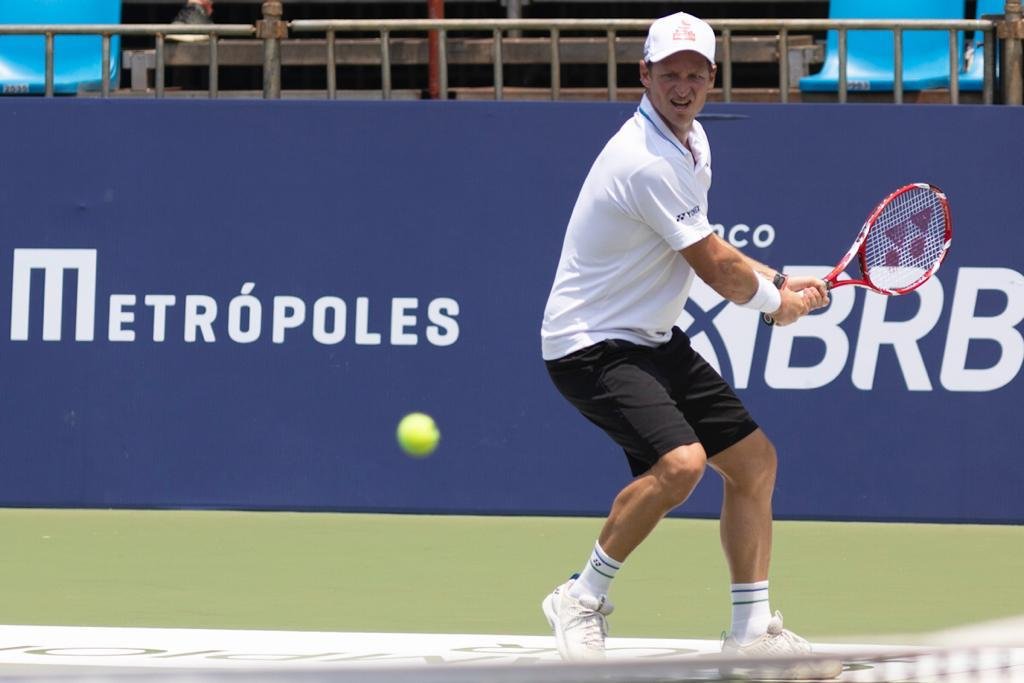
[643,12,716,65]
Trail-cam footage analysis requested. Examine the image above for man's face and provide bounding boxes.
[639,51,716,138]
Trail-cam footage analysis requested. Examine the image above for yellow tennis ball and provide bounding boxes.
[396,412,440,457]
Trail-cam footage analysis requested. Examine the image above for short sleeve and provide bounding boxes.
[627,157,713,251]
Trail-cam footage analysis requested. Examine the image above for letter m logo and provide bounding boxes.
[10,249,97,341]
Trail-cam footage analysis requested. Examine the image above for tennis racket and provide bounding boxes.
[764,183,952,325]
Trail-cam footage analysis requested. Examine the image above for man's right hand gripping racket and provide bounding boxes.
[764,182,953,325]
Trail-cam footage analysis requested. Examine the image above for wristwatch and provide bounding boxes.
[762,273,787,326]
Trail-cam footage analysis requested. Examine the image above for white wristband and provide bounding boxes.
[740,274,782,314]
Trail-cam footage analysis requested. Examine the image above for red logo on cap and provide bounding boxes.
[672,19,696,42]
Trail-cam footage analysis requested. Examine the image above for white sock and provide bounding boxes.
[568,542,621,599]
[729,580,771,645]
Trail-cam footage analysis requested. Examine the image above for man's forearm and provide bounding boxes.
[729,242,780,281]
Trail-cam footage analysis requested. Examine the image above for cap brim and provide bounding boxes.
[646,46,715,64]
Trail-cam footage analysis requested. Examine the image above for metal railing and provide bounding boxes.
[0,14,1016,103]
[0,23,254,97]
[290,18,998,104]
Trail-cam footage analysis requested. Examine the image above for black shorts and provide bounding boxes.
[545,327,759,476]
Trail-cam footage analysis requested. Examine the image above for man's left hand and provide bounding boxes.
[785,276,830,310]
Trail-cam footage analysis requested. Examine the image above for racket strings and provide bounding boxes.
[861,188,947,291]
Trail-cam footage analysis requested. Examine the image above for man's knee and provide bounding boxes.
[748,438,778,490]
[713,430,777,492]
[653,445,706,505]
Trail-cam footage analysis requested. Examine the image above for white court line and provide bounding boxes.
[0,624,1021,681]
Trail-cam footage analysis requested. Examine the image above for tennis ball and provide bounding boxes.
[396,412,440,457]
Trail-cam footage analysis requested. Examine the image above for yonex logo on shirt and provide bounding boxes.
[676,206,702,222]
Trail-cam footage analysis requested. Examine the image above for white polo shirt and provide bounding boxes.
[541,94,715,361]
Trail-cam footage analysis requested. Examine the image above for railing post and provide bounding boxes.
[949,29,959,104]
[984,25,995,104]
[778,27,789,103]
[256,1,287,99]
[550,28,561,101]
[437,28,448,99]
[1001,0,1023,103]
[606,29,617,101]
[44,32,54,97]
[381,29,392,100]
[494,28,505,101]
[722,28,732,103]
[101,34,111,98]
[893,28,903,104]
[427,0,445,99]
[326,29,336,99]
[838,27,848,103]
[209,34,219,98]
[155,34,165,98]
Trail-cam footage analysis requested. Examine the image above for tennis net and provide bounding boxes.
[0,616,1020,683]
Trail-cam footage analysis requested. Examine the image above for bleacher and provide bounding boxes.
[0,0,1017,102]
[0,0,121,95]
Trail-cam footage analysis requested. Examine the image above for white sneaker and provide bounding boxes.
[721,611,843,680]
[541,580,614,661]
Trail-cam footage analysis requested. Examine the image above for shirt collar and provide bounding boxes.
[637,93,706,168]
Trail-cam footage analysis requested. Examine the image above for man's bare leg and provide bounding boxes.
[597,443,708,563]
[542,443,708,661]
[708,428,777,583]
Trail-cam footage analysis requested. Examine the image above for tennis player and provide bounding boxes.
[539,11,839,677]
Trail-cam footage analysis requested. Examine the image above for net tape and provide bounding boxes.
[3,644,1021,683]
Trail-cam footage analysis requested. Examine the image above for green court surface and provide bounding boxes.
[2,508,1022,641]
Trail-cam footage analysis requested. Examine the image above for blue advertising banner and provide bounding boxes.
[0,100,1020,522]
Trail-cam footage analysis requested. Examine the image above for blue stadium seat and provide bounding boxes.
[0,0,121,95]
[800,0,964,92]
[961,0,1003,91]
